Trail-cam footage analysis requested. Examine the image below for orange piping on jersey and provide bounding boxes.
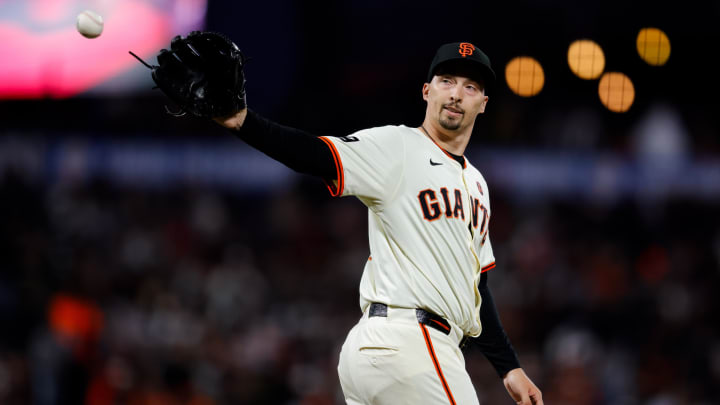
[368,256,372,261]
[318,137,344,197]
[431,319,451,331]
[420,323,457,405]
[481,262,496,272]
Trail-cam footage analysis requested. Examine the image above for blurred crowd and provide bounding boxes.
[1,163,719,405]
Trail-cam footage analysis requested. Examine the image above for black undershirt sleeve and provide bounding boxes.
[474,271,522,377]
[231,109,338,179]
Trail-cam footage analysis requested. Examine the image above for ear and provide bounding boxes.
[422,82,430,101]
[478,95,489,113]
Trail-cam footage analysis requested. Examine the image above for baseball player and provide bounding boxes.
[140,36,542,404]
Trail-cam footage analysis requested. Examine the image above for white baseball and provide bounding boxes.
[76,10,104,39]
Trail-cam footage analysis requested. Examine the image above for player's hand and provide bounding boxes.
[130,31,247,119]
[503,368,543,405]
[213,108,248,131]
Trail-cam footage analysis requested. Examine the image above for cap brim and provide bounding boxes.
[429,58,496,87]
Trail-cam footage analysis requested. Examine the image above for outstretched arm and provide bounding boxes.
[215,108,338,180]
[135,32,338,180]
[476,273,543,404]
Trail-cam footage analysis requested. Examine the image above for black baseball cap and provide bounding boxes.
[427,42,496,88]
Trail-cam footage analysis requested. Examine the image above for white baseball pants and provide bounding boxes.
[337,306,479,405]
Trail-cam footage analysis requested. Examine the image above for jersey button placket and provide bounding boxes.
[461,170,484,327]
[460,171,479,257]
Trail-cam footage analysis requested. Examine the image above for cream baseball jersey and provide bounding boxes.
[319,125,496,337]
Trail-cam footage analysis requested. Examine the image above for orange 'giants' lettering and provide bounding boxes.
[418,189,441,221]
[479,204,488,234]
[440,187,453,218]
[470,197,488,232]
[453,189,465,220]
[419,188,488,236]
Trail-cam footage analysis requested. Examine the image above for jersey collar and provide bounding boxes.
[419,126,467,169]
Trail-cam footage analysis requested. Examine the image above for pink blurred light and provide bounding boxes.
[0,1,202,98]
[29,0,76,24]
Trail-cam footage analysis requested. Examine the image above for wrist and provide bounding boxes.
[214,108,248,131]
[502,367,523,380]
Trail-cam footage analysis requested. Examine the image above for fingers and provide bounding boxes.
[529,388,543,405]
[518,388,543,405]
[516,392,531,405]
[504,368,543,405]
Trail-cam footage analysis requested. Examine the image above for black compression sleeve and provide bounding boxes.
[231,110,338,179]
[475,271,522,377]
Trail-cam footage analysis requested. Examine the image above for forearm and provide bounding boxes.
[476,274,521,377]
[218,109,337,179]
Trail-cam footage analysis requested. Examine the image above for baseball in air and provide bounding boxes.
[76,10,104,38]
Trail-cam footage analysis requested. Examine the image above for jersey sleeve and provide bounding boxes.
[479,235,496,273]
[320,126,405,207]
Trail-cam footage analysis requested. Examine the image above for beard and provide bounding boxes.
[439,117,462,130]
[438,104,463,130]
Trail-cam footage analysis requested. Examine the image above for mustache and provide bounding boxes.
[442,103,464,114]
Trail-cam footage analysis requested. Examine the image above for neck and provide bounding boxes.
[419,120,472,155]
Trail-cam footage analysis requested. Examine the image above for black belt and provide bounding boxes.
[369,303,451,336]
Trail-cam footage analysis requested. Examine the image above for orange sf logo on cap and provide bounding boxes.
[458,43,475,57]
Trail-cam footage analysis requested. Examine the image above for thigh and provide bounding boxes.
[338,317,479,405]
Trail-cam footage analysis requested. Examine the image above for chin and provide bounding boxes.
[439,119,462,131]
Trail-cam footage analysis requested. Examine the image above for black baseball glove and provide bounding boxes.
[130,31,247,119]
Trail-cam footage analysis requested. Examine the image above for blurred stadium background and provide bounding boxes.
[1,0,719,404]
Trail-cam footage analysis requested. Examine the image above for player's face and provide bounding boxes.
[422,73,488,132]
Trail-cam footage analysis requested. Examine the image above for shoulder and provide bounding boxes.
[327,125,419,147]
[352,124,419,138]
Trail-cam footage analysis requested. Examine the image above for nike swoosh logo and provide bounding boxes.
[429,158,443,166]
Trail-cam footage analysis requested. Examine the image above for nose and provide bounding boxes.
[450,85,463,102]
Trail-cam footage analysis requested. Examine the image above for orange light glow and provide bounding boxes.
[505,56,544,97]
[598,72,635,113]
[637,27,671,66]
[567,40,605,80]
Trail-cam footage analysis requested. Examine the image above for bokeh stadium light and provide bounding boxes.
[505,56,544,97]
[637,27,671,66]
[0,0,207,99]
[567,39,605,80]
[598,72,634,112]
